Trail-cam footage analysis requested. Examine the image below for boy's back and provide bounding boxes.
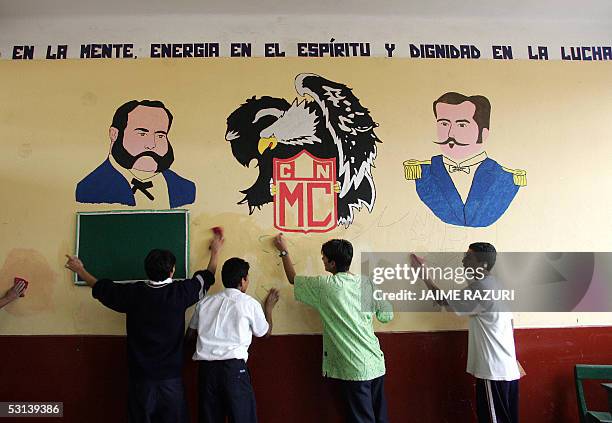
[189,288,269,361]
[65,240,223,423]
[94,274,210,379]
[187,257,278,423]
[273,235,393,423]
[294,272,392,381]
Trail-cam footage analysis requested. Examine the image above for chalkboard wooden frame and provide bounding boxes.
[74,210,189,284]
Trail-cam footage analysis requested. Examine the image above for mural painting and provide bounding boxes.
[404,92,526,227]
[76,100,196,208]
[225,73,380,231]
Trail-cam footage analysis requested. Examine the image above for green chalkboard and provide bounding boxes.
[75,210,189,284]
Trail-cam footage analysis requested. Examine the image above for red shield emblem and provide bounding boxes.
[273,151,337,233]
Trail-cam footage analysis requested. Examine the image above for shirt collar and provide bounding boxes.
[442,151,488,168]
[223,288,243,296]
[146,277,173,288]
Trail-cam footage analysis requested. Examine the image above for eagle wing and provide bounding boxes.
[295,73,379,225]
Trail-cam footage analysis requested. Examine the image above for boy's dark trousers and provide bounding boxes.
[127,377,189,423]
[475,378,519,423]
[198,359,257,423]
[335,375,389,423]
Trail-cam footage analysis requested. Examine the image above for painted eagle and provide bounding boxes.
[225,73,380,227]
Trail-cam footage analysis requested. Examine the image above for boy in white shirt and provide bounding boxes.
[412,243,520,423]
[187,257,279,423]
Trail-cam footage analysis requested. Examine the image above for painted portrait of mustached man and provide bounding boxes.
[404,92,526,227]
[76,100,196,209]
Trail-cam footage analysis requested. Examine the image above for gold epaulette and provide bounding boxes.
[403,159,431,180]
[502,167,527,187]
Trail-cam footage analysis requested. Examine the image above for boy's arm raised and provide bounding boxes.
[263,288,280,337]
[273,234,296,284]
[65,255,97,287]
[409,253,447,306]
[0,281,27,309]
[207,232,224,274]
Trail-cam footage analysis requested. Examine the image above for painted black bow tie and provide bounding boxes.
[131,178,154,200]
[448,165,470,174]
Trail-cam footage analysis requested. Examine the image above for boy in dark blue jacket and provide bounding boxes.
[65,233,223,423]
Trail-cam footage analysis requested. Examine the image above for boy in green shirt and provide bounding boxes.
[273,233,393,423]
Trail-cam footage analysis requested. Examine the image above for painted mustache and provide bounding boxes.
[133,151,165,161]
[433,137,470,149]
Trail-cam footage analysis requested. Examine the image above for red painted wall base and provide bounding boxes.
[1,327,611,422]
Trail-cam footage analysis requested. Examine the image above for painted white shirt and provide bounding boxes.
[189,288,269,361]
[443,151,487,203]
[447,276,520,381]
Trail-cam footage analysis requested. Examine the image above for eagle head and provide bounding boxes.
[225,96,291,167]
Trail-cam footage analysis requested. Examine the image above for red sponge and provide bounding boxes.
[14,277,28,297]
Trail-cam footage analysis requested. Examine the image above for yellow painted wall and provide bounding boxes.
[1,58,611,335]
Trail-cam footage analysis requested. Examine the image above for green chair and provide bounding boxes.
[575,364,612,423]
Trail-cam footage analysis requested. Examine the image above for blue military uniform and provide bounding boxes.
[404,155,526,227]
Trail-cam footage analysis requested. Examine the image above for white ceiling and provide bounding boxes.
[0,0,611,21]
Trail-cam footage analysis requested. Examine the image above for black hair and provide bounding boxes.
[221,257,250,289]
[144,249,176,282]
[433,92,491,143]
[468,242,497,271]
[321,239,353,272]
